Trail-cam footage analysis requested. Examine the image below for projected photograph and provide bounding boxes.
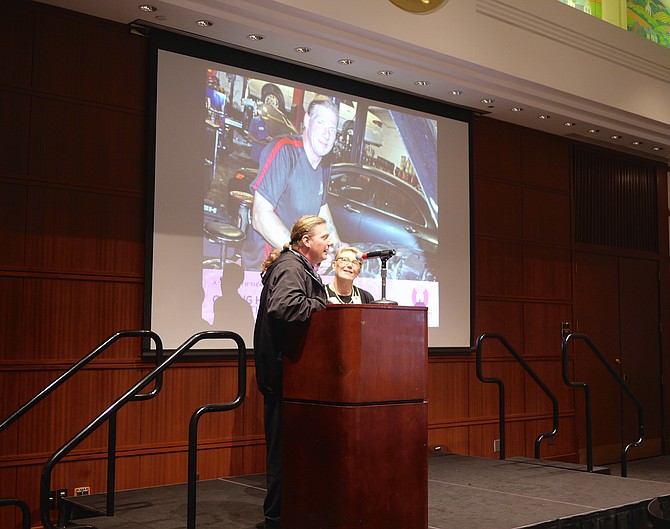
[200,68,439,327]
[151,48,470,350]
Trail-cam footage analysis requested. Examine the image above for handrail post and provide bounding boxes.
[561,335,593,472]
[584,384,593,472]
[186,331,247,529]
[0,498,31,529]
[476,333,559,461]
[562,333,643,476]
[107,412,117,516]
[499,393,506,460]
[475,333,506,460]
[187,410,201,529]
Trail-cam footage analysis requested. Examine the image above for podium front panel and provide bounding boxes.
[282,305,427,404]
[283,400,428,529]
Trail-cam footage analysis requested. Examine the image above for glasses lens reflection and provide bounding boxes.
[336,257,361,267]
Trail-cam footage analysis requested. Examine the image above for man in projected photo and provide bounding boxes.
[254,215,330,529]
[241,96,343,270]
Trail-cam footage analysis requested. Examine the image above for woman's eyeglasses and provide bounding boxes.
[335,256,362,268]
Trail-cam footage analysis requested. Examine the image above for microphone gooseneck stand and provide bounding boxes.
[371,254,398,305]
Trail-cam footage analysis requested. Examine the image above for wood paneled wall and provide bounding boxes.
[0,2,667,528]
[443,117,578,463]
[0,3,268,528]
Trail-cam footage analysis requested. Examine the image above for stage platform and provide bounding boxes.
[62,453,670,529]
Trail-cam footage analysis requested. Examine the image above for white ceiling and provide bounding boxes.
[36,0,670,163]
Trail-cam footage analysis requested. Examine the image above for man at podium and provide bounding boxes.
[253,215,331,529]
[324,247,373,304]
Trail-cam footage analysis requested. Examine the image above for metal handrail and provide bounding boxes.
[475,333,559,460]
[0,330,163,528]
[40,330,246,529]
[561,333,644,477]
[187,332,246,529]
[0,498,31,529]
[0,330,164,433]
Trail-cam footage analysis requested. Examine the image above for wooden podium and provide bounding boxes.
[282,304,428,529]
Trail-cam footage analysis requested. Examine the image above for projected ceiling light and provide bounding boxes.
[294,47,310,53]
[389,0,447,13]
[564,122,576,127]
[338,59,354,65]
[415,80,430,86]
[378,69,393,76]
[511,107,523,112]
[632,140,643,145]
[247,34,264,41]
[610,135,622,139]
[480,98,494,104]
[449,90,462,95]
[588,129,599,133]
[138,4,157,12]
[196,19,214,27]
[653,146,663,151]
[537,114,550,119]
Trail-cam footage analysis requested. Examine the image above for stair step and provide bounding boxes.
[58,495,104,526]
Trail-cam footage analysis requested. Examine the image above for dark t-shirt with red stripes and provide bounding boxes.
[241,135,331,270]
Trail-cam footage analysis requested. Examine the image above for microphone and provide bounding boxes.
[356,248,396,260]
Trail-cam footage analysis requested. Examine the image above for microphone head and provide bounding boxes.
[355,248,395,260]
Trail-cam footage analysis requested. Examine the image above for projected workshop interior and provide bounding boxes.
[150,43,471,350]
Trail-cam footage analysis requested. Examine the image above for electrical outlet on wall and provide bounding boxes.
[493,439,501,452]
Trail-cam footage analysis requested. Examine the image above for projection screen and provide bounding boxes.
[146,30,472,352]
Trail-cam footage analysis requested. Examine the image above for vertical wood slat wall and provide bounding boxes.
[573,146,659,252]
[0,2,667,528]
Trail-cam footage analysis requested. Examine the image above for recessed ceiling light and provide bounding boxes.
[338,59,354,65]
[196,19,213,27]
[138,4,157,12]
[537,115,550,119]
[378,70,393,76]
[652,146,663,151]
[294,47,310,53]
[632,140,643,145]
[564,122,576,127]
[610,135,622,140]
[588,129,600,133]
[511,107,523,112]
[247,34,264,41]
[449,90,462,96]
[481,98,494,104]
[415,80,429,86]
